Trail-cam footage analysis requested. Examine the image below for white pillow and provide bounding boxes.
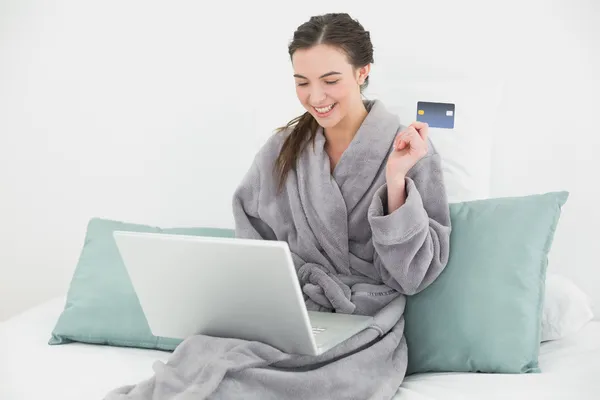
[542,273,594,342]
[365,78,504,203]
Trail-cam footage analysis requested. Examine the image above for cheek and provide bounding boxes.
[295,87,310,105]
[329,83,352,102]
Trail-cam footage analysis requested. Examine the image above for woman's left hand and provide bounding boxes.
[385,122,429,188]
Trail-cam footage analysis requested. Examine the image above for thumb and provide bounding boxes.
[396,138,408,151]
[394,134,408,151]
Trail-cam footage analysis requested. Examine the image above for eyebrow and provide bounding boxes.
[293,71,342,79]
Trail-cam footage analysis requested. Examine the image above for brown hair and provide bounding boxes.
[274,13,374,191]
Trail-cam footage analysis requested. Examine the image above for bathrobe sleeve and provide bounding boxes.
[231,158,278,241]
[367,149,452,295]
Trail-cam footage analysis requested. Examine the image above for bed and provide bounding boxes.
[1,297,598,400]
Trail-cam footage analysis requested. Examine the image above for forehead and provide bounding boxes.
[292,44,352,76]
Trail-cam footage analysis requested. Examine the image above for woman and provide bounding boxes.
[233,12,451,316]
[106,13,451,400]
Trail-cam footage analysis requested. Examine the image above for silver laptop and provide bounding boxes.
[113,231,374,356]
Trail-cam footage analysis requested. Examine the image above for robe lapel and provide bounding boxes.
[295,100,402,276]
[296,128,351,275]
[332,100,401,213]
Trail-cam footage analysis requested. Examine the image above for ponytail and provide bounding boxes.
[274,112,318,192]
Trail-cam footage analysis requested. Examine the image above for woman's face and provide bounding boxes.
[292,44,368,129]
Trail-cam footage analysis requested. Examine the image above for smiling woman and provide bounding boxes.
[275,13,375,186]
[102,12,453,400]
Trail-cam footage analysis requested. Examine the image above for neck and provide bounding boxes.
[324,100,368,151]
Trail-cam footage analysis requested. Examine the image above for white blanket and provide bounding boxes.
[1,298,599,400]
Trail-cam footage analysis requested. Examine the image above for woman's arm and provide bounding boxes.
[368,149,452,295]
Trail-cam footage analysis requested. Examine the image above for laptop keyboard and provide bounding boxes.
[312,327,326,335]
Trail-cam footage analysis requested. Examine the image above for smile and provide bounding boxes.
[313,103,337,116]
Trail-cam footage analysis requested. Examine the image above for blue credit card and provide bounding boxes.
[416,101,455,129]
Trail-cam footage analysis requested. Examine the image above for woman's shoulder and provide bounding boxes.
[251,127,292,170]
[256,128,292,161]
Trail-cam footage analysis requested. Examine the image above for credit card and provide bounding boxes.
[416,101,455,129]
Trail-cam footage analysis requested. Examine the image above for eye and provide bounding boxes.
[296,82,308,87]
[325,80,339,85]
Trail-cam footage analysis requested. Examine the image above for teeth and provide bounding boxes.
[315,104,334,113]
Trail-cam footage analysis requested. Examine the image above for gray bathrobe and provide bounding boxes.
[104,99,451,400]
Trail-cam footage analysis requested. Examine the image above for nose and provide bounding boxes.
[309,87,327,105]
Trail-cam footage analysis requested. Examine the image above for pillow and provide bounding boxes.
[403,191,569,375]
[49,218,235,350]
[365,78,504,202]
[541,273,594,342]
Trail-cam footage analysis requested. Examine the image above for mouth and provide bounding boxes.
[312,103,337,117]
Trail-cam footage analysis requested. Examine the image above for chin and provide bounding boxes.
[314,117,338,129]
[309,108,345,129]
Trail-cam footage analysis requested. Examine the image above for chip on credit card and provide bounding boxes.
[416,101,455,129]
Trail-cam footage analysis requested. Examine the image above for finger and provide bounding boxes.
[396,126,417,143]
[394,128,415,151]
[395,135,409,151]
[404,126,419,139]
[410,121,429,142]
[405,130,429,157]
[399,127,418,147]
[396,139,407,151]
[403,128,428,153]
[394,133,404,150]
[410,121,427,130]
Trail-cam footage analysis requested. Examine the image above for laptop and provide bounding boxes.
[112,231,374,356]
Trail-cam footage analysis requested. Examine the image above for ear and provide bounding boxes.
[356,64,371,85]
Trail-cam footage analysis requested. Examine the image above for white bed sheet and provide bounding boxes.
[0,297,598,400]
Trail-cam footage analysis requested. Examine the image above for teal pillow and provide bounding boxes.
[49,218,235,350]
[404,191,569,375]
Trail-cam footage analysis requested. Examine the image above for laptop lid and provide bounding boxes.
[113,231,319,355]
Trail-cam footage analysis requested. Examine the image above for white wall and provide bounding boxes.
[1,0,598,321]
[488,2,600,317]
